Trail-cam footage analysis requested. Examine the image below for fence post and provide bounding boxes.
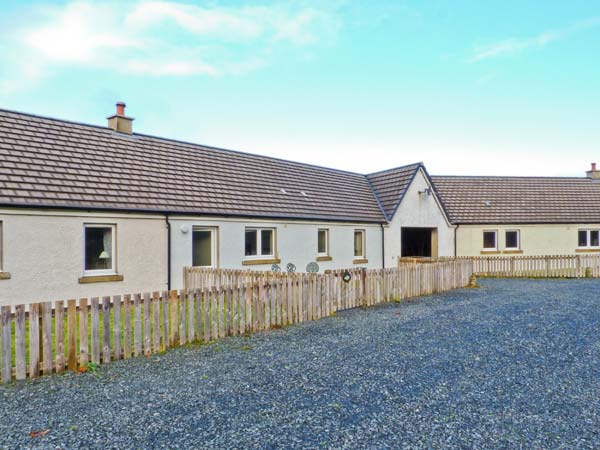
[361,268,367,305]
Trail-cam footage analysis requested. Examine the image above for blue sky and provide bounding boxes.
[0,1,599,176]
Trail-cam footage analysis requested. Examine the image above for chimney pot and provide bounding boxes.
[107,101,134,134]
[586,162,600,179]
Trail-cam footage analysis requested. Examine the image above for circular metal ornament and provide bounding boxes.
[306,262,319,273]
[286,263,296,273]
[271,264,281,273]
[342,271,352,283]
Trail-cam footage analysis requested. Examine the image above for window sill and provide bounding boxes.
[353,258,368,264]
[78,274,124,284]
[242,258,281,266]
[0,272,11,280]
[575,248,600,253]
[480,250,501,255]
[316,256,332,262]
[503,250,523,254]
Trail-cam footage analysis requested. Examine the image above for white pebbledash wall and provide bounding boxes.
[169,217,383,290]
[0,209,168,306]
[383,168,456,267]
[0,170,457,306]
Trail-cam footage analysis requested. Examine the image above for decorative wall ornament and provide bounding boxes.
[306,262,319,273]
[271,264,281,273]
[342,271,352,283]
[286,263,296,273]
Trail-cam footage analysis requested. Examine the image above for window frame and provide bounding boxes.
[353,229,366,258]
[83,223,117,276]
[192,226,218,268]
[244,227,276,259]
[482,230,498,250]
[317,228,329,257]
[505,229,520,250]
[578,229,600,248]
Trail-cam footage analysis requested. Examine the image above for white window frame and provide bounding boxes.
[244,227,276,259]
[83,224,117,276]
[192,226,218,268]
[317,228,329,257]
[578,229,600,248]
[354,229,366,258]
[482,230,498,250]
[505,229,520,250]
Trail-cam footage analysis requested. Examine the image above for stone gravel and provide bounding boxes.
[2,278,600,449]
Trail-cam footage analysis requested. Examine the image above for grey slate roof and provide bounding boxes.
[4,107,598,226]
[0,109,387,223]
[432,176,600,224]
[366,163,422,219]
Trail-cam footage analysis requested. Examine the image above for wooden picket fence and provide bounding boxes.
[184,262,474,307]
[0,261,473,384]
[467,254,600,278]
[400,254,600,278]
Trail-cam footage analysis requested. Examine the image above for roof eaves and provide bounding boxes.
[0,202,387,224]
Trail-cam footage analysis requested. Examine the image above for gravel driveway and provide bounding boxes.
[2,278,600,449]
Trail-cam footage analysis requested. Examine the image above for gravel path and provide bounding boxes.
[2,278,600,449]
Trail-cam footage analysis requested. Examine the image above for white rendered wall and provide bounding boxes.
[456,224,600,256]
[384,169,456,267]
[0,209,168,306]
[170,217,383,289]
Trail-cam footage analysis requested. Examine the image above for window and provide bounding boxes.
[245,228,275,257]
[483,230,497,250]
[505,230,520,250]
[193,228,216,267]
[578,229,600,248]
[354,229,365,258]
[84,224,116,275]
[317,229,329,256]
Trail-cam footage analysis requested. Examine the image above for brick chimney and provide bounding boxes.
[107,101,134,134]
[586,162,600,179]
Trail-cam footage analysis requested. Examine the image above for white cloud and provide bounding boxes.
[469,17,600,62]
[0,0,340,93]
[24,2,142,64]
[125,2,267,40]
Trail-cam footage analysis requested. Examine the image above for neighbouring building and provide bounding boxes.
[0,103,598,306]
[433,170,600,256]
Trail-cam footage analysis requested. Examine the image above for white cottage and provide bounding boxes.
[433,170,600,257]
[0,104,452,305]
[5,103,597,306]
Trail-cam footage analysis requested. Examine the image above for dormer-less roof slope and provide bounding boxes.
[0,109,386,223]
[432,176,600,224]
[366,163,422,219]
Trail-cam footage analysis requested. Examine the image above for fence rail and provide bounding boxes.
[0,261,473,384]
[468,255,600,278]
[399,254,600,278]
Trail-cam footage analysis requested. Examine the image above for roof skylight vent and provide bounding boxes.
[483,200,492,207]
[280,188,288,194]
[300,191,308,197]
